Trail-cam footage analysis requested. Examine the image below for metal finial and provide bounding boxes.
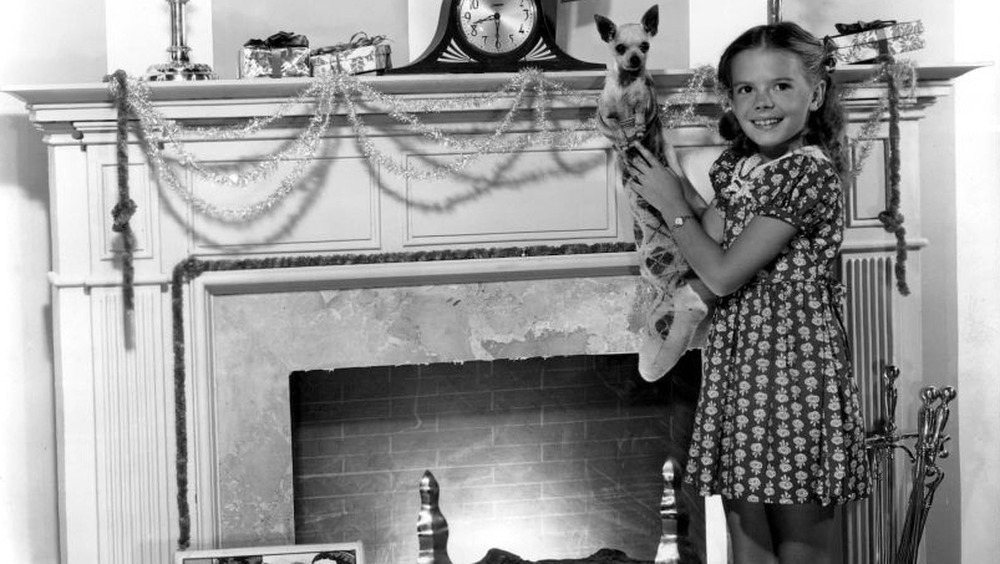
[768,0,783,24]
[147,0,216,81]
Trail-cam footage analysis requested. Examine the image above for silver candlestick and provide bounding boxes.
[768,0,782,24]
[147,0,216,81]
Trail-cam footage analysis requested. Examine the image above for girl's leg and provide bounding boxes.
[723,498,778,564]
[766,503,836,564]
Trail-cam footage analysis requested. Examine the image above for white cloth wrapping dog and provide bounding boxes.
[594,5,711,381]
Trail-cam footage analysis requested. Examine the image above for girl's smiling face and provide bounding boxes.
[729,47,825,160]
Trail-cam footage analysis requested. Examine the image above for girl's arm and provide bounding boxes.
[661,143,724,242]
[701,201,724,243]
[627,144,796,296]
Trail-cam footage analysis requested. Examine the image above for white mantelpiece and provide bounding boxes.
[3,66,975,564]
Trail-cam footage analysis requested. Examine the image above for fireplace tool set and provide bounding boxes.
[865,365,956,564]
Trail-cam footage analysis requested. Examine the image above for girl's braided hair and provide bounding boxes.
[716,21,847,175]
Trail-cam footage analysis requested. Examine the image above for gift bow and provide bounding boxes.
[834,20,897,35]
[312,32,387,56]
[243,30,310,49]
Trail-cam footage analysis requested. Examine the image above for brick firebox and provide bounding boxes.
[290,353,704,564]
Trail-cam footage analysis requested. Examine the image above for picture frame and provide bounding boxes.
[175,542,363,564]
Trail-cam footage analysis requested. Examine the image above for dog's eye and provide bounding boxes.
[615,44,627,55]
[640,42,650,53]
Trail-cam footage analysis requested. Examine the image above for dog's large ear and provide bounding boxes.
[642,5,659,37]
[594,14,617,43]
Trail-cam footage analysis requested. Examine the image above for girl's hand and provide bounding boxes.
[626,143,688,215]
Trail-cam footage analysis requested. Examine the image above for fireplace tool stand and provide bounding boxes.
[865,365,956,564]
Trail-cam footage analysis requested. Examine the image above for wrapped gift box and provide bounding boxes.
[311,34,392,77]
[239,32,311,78]
[829,20,924,64]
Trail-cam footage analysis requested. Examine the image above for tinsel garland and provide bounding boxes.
[842,60,917,180]
[169,241,634,550]
[111,70,137,315]
[109,64,913,222]
[833,57,916,295]
[110,70,608,215]
[108,68,726,226]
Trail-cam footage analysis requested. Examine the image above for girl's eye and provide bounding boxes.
[735,85,752,95]
[615,44,626,55]
[774,82,793,91]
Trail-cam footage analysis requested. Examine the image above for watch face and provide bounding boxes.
[455,0,538,57]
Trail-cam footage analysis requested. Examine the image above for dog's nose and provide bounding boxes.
[629,55,641,68]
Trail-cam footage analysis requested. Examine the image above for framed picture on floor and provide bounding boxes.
[175,541,363,564]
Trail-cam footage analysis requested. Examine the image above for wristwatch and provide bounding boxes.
[671,214,696,230]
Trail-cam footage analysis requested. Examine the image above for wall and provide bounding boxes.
[0,1,106,563]
[212,0,411,80]
[954,1,1000,563]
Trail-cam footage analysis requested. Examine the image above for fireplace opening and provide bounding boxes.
[290,353,705,564]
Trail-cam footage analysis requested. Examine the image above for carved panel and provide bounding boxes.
[188,152,381,255]
[846,139,891,228]
[403,147,617,247]
[99,161,156,261]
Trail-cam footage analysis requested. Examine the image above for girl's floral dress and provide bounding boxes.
[685,145,872,505]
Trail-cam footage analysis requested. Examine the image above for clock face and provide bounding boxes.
[455,0,539,57]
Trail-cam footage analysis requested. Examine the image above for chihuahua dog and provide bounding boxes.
[594,5,662,156]
[594,5,711,381]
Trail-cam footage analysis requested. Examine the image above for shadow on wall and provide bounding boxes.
[0,109,55,363]
[0,112,50,204]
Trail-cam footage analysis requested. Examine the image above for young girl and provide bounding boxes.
[626,22,871,564]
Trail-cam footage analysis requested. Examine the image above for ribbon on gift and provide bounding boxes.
[243,30,310,49]
[834,20,897,35]
[312,32,387,56]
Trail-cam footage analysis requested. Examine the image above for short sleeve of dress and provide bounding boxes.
[709,149,741,214]
[758,151,841,231]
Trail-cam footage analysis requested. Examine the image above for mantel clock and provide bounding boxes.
[387,0,604,74]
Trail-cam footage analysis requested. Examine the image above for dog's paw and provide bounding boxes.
[623,124,646,145]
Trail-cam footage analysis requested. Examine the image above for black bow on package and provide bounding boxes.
[243,31,310,49]
[311,32,386,57]
[834,20,897,35]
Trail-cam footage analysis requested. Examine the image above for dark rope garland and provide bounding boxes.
[170,241,634,550]
[876,54,911,296]
[111,70,139,311]
[171,261,192,551]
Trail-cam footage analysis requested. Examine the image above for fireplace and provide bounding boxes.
[290,354,704,564]
[198,263,703,560]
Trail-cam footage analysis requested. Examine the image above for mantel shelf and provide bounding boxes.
[2,63,983,108]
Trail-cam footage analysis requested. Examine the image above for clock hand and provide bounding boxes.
[493,12,501,48]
